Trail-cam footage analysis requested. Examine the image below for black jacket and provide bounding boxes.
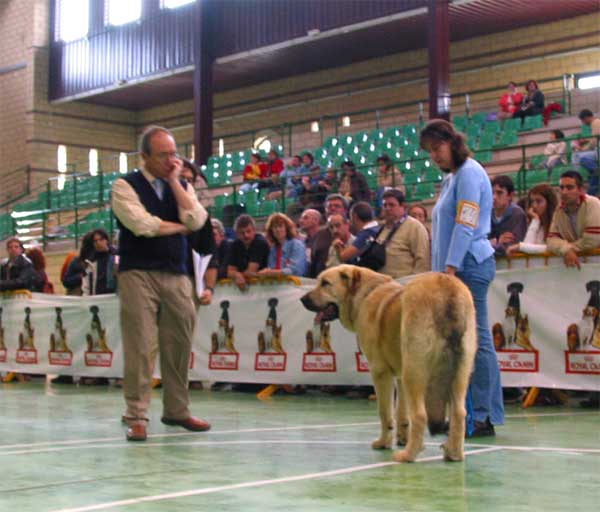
[0,254,36,291]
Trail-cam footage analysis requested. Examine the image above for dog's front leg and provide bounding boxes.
[370,369,394,450]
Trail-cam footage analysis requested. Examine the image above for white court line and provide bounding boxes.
[49,446,502,512]
[2,410,597,452]
[0,421,378,451]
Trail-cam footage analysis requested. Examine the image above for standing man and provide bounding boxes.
[377,189,430,278]
[112,125,210,442]
[0,237,36,292]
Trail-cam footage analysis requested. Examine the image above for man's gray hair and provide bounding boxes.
[138,125,175,156]
[325,193,349,211]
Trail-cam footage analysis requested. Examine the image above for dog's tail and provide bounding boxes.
[427,297,471,435]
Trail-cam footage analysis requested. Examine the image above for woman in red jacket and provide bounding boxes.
[497,81,523,120]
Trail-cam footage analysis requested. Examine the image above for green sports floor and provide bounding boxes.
[1,381,599,512]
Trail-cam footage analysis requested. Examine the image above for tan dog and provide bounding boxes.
[301,265,477,463]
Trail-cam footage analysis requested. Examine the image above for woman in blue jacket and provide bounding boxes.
[420,119,504,437]
[258,213,307,278]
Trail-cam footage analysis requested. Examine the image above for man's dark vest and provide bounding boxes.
[117,171,188,274]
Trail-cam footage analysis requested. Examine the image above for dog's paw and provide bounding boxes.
[441,443,464,462]
[371,437,392,450]
[392,449,416,463]
[396,425,408,446]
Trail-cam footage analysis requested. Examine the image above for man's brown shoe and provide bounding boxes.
[126,423,147,441]
[161,416,211,432]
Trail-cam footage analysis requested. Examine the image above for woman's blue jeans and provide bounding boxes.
[457,254,505,426]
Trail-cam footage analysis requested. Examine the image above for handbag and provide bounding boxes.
[355,222,402,271]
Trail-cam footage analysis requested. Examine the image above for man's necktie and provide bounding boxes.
[153,178,164,200]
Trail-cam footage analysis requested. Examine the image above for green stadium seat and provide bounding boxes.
[524,169,548,188]
[470,112,488,125]
[520,114,543,132]
[413,182,436,201]
[474,151,493,163]
[453,116,468,131]
[477,131,497,150]
[495,129,519,148]
[503,117,521,132]
[529,154,546,168]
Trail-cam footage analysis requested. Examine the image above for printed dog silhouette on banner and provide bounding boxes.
[84,305,113,367]
[565,281,600,375]
[567,280,600,352]
[493,282,538,373]
[16,307,37,364]
[209,300,239,370]
[0,307,6,362]
[49,307,72,366]
[303,315,336,372]
[255,298,287,371]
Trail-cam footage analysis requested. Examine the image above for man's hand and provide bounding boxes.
[498,232,515,245]
[564,249,581,270]
[234,272,248,291]
[199,289,213,305]
[166,157,183,183]
[445,265,457,276]
[506,243,520,256]
[332,238,344,251]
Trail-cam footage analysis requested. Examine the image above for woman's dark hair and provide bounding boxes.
[303,152,314,164]
[79,231,96,261]
[528,184,557,239]
[525,79,539,91]
[508,81,517,87]
[419,119,472,170]
[376,154,393,167]
[551,129,565,140]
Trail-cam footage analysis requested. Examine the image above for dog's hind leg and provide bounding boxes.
[370,369,395,450]
[395,377,409,446]
[393,370,427,463]
[442,365,470,462]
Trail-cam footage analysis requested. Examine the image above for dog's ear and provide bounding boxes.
[339,268,361,295]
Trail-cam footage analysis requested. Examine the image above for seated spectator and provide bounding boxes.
[62,232,95,295]
[240,153,266,193]
[227,214,270,290]
[543,130,567,173]
[307,194,348,277]
[320,167,339,195]
[572,109,600,196]
[507,184,558,255]
[337,201,380,263]
[338,160,371,204]
[258,213,306,277]
[377,189,430,278]
[82,228,118,295]
[298,165,327,210]
[26,247,54,293]
[268,154,303,200]
[262,149,285,195]
[327,214,355,268]
[211,218,233,280]
[375,154,405,209]
[513,80,544,124]
[547,170,600,269]
[497,81,523,120]
[0,237,36,292]
[489,175,528,257]
[408,204,431,240]
[299,208,323,271]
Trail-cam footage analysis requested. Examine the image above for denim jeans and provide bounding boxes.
[581,153,599,196]
[456,254,505,425]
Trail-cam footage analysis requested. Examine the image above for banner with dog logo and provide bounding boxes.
[1,262,599,390]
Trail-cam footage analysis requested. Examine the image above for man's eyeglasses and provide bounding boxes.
[153,151,180,161]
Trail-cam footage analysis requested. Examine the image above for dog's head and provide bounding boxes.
[583,306,598,318]
[300,265,387,326]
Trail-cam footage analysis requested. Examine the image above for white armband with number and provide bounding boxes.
[456,200,479,228]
